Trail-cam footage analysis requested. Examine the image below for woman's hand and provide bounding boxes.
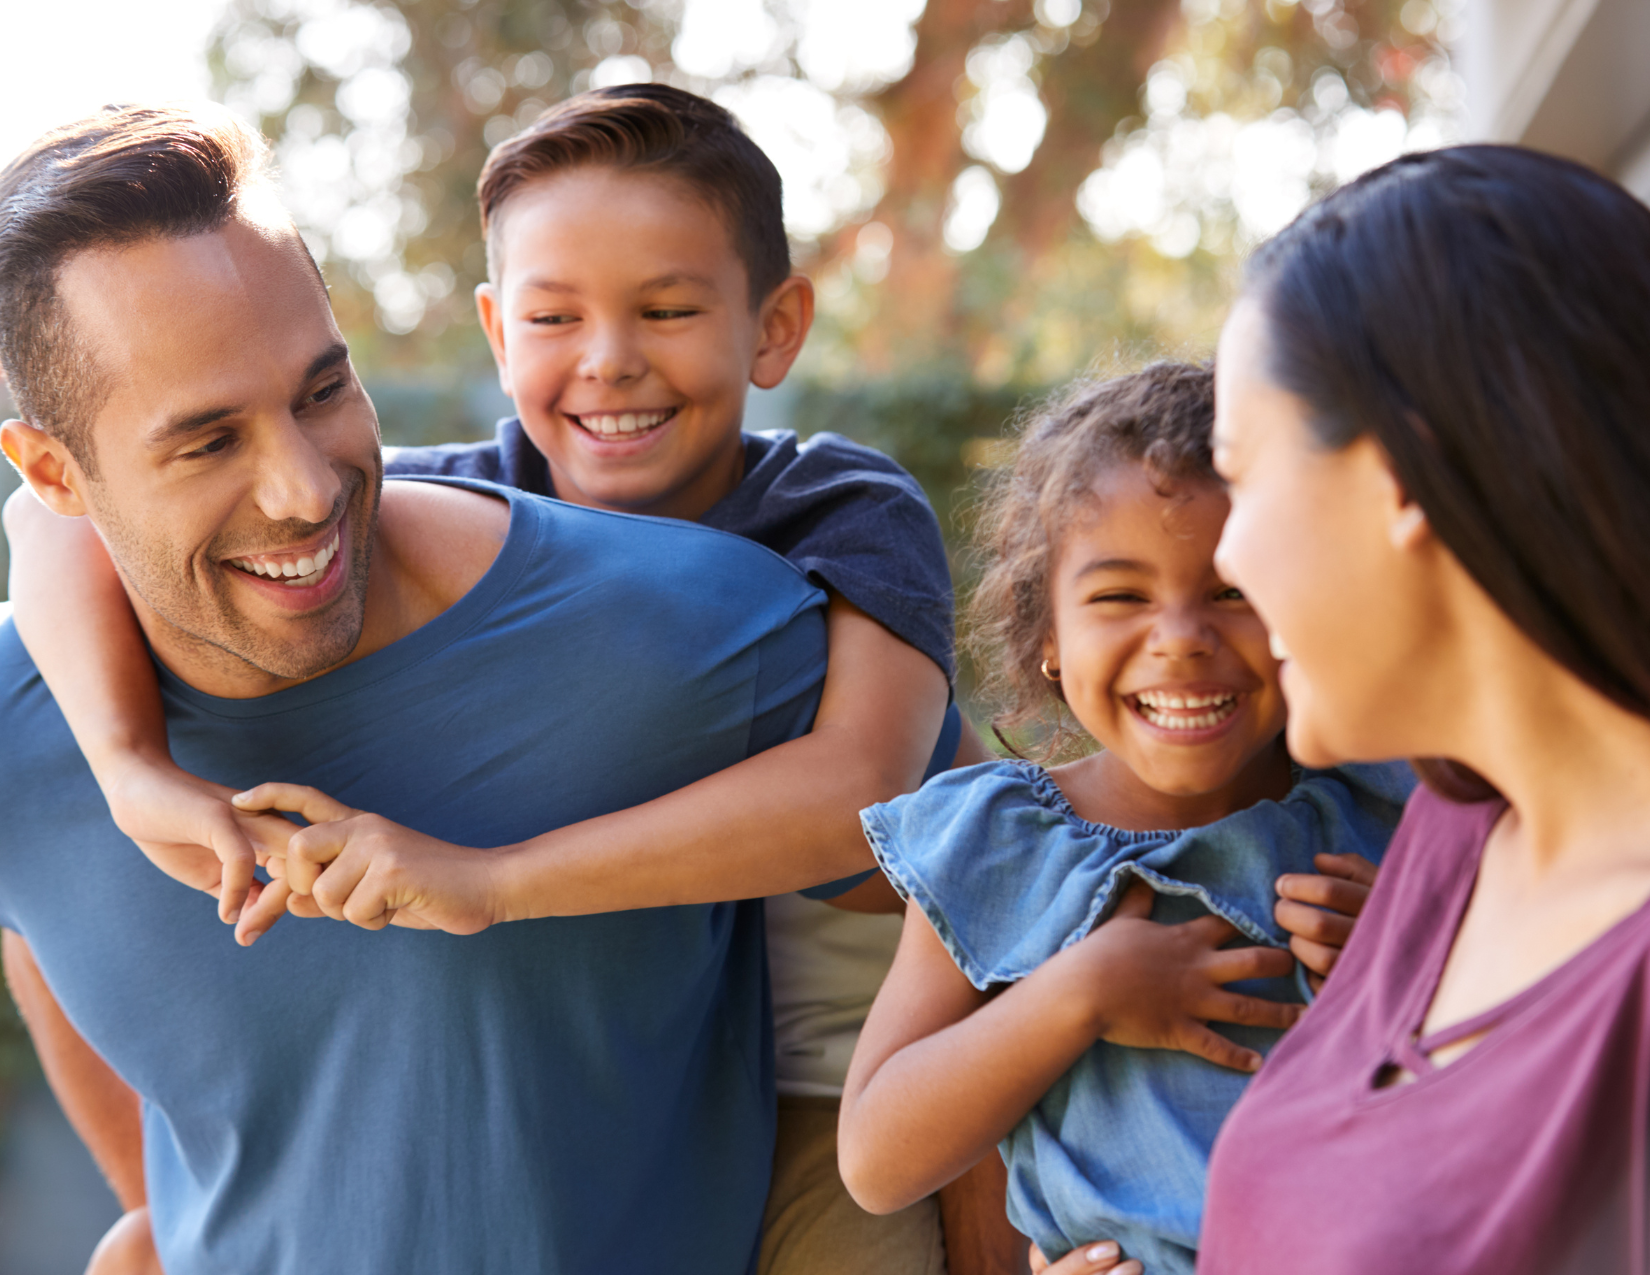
[84,1207,163,1275]
[1029,1239,1142,1275]
[1274,852,1379,991]
[1070,880,1301,1073]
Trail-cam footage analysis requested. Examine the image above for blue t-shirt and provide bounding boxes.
[861,760,1415,1275]
[386,418,955,681]
[0,482,827,1275]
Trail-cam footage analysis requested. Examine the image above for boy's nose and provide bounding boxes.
[577,323,648,385]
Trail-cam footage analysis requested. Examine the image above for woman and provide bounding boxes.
[1201,144,1650,1273]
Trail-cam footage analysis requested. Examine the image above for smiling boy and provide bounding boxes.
[6,88,1012,1273]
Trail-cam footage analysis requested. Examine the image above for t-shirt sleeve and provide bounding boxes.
[703,433,956,681]
[744,578,830,759]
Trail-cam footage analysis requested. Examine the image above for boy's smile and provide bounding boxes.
[476,166,812,522]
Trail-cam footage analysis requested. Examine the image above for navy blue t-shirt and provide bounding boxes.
[386,418,955,680]
[0,483,826,1274]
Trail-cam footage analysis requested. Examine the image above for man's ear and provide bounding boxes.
[474,282,514,401]
[1,420,89,517]
[750,274,815,391]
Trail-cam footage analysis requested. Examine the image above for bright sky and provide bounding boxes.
[0,0,228,169]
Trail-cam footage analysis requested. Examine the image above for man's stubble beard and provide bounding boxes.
[92,464,382,685]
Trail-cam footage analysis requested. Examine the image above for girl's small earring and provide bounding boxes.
[1040,659,1060,682]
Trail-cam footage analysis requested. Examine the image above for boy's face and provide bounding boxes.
[477,166,811,521]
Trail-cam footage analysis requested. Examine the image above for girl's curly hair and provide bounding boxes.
[965,362,1219,752]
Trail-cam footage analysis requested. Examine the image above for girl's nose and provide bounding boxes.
[1147,606,1218,660]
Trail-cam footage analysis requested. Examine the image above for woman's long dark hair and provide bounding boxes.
[1247,145,1650,801]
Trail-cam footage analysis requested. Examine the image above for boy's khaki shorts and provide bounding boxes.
[760,1093,947,1275]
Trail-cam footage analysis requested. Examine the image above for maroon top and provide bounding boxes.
[1199,785,1649,1275]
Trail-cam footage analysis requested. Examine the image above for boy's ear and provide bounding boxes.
[750,274,814,391]
[1,420,89,517]
[474,283,514,400]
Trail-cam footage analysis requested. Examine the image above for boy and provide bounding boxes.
[5,87,1017,1273]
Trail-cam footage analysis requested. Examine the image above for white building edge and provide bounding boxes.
[1467,0,1650,199]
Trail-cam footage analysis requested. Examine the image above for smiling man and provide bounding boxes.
[0,105,826,1273]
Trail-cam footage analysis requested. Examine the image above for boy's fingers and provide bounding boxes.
[1179,1023,1265,1073]
[283,823,351,896]
[1206,989,1303,1032]
[1274,897,1354,948]
[1288,933,1341,978]
[1314,851,1378,887]
[231,783,358,826]
[205,821,258,925]
[234,877,292,947]
[1206,942,1296,984]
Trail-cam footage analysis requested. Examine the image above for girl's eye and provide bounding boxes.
[1092,592,1147,605]
[1215,586,1246,602]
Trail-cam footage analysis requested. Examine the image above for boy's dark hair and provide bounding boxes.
[1248,144,1650,803]
[967,362,1218,747]
[0,104,275,476]
[477,84,789,306]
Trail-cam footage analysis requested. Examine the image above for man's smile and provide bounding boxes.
[228,527,340,587]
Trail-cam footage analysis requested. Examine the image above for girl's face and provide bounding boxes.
[1212,299,1441,767]
[1044,462,1288,798]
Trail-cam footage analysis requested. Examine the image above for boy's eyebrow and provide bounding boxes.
[1072,557,1156,579]
[145,342,350,448]
[515,272,718,295]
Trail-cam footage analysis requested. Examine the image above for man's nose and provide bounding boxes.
[576,319,648,385]
[251,415,343,526]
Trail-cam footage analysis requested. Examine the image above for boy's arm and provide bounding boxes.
[236,594,949,937]
[3,489,292,923]
[836,883,1301,1215]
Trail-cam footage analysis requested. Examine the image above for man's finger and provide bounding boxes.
[1274,897,1355,948]
[1205,989,1303,1032]
[231,783,357,826]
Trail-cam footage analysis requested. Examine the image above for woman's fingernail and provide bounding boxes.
[1087,1242,1119,1262]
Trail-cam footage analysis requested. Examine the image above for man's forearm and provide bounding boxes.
[2,930,144,1210]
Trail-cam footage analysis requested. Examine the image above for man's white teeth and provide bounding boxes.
[581,410,671,437]
[231,531,339,586]
[1133,690,1240,732]
[1269,631,1290,661]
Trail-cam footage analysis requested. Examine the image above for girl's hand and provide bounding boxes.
[1274,852,1379,991]
[1071,880,1301,1072]
[1029,1240,1143,1275]
[230,783,504,945]
[100,755,299,925]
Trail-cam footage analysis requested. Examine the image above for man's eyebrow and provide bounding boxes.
[146,342,351,449]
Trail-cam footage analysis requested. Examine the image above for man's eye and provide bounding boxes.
[308,379,346,407]
[189,434,233,458]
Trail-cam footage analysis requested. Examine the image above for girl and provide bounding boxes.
[837,363,1413,1274]
[1200,146,1650,1273]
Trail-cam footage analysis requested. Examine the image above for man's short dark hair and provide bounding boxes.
[477,84,790,306]
[0,104,274,475]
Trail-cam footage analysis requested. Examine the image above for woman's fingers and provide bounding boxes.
[1036,1239,1141,1274]
[231,783,359,826]
[1275,872,1370,918]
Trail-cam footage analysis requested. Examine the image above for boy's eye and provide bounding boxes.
[530,313,578,326]
[644,307,698,320]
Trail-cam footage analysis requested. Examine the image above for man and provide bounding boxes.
[0,104,826,1272]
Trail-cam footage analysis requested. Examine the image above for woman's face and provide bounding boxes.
[1212,299,1443,768]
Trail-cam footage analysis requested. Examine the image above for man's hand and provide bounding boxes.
[230,783,502,944]
[1071,881,1301,1073]
[1274,852,1379,992]
[1029,1240,1142,1275]
[100,756,298,926]
[84,1206,162,1275]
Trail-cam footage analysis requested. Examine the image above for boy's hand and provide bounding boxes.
[101,756,299,926]
[1274,852,1379,992]
[1071,880,1301,1073]
[230,783,503,943]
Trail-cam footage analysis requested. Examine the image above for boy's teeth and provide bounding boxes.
[581,410,670,437]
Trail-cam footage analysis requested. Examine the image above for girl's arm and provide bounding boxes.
[233,592,949,941]
[836,883,1301,1215]
[4,488,291,922]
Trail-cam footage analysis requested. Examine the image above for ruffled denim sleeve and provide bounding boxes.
[861,760,1413,991]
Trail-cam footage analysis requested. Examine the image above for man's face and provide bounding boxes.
[477,167,778,522]
[54,219,382,693]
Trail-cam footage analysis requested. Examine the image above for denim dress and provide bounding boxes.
[860,761,1414,1274]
